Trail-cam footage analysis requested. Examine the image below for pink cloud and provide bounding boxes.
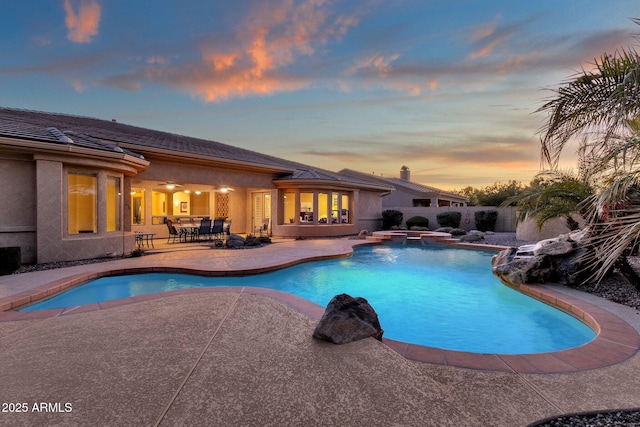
[63,0,101,43]
[179,0,360,101]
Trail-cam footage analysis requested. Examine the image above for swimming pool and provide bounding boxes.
[21,245,595,354]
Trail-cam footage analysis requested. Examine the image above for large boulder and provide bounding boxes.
[492,229,591,286]
[225,234,246,249]
[312,294,383,345]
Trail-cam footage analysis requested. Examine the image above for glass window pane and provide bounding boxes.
[152,191,167,216]
[68,173,96,234]
[318,193,329,224]
[331,193,339,224]
[131,188,145,225]
[283,191,296,224]
[300,192,313,223]
[341,194,350,223]
[107,177,121,232]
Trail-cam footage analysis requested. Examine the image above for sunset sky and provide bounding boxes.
[1,1,638,190]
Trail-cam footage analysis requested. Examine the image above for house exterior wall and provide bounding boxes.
[0,155,37,263]
[381,188,426,207]
[36,159,136,263]
[355,190,384,232]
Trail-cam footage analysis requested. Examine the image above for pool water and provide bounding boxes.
[22,245,595,354]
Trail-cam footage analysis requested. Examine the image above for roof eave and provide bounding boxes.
[117,144,298,174]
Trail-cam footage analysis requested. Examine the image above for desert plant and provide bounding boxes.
[405,215,429,229]
[536,19,640,282]
[130,248,144,257]
[382,209,403,230]
[504,172,592,231]
[437,211,461,228]
[474,210,498,232]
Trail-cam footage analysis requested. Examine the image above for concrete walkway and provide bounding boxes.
[1,239,640,426]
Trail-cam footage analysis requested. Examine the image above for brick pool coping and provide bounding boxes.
[1,263,638,374]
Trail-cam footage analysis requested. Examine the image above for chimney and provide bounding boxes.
[400,165,410,181]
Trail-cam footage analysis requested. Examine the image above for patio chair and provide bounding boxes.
[166,219,182,243]
[211,219,225,240]
[211,219,225,246]
[254,218,270,237]
[196,218,213,241]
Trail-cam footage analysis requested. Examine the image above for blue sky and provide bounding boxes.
[1,0,638,189]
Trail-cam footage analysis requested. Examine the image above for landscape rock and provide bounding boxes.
[492,229,590,286]
[533,240,574,256]
[312,294,383,345]
[225,234,246,249]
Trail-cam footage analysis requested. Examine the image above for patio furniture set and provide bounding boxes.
[165,218,229,245]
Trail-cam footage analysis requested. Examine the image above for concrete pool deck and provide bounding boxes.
[1,238,640,426]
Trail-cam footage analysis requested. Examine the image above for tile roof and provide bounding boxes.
[0,107,392,190]
[338,168,466,200]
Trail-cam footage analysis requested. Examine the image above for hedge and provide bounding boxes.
[437,211,461,228]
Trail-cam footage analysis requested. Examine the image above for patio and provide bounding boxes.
[1,239,639,426]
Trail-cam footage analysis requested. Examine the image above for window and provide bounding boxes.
[413,199,431,207]
[318,193,329,224]
[152,191,167,216]
[107,177,121,232]
[341,194,350,223]
[283,191,296,224]
[300,192,313,223]
[131,188,145,225]
[282,190,352,225]
[68,173,97,234]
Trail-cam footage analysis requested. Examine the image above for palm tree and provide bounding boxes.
[537,18,640,282]
[505,171,592,232]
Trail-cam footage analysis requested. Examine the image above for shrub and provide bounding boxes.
[382,210,403,230]
[449,228,467,236]
[245,235,271,246]
[0,247,21,275]
[474,210,499,232]
[437,211,461,228]
[405,216,429,229]
[130,248,144,257]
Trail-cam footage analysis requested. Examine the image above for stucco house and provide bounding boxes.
[339,166,468,208]
[0,107,392,264]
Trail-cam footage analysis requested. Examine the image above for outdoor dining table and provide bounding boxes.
[176,225,199,242]
[135,232,155,248]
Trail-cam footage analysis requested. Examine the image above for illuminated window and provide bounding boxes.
[341,194,350,223]
[152,191,167,216]
[68,173,97,234]
[318,193,329,224]
[107,177,121,232]
[300,192,313,223]
[283,191,296,224]
[131,188,145,225]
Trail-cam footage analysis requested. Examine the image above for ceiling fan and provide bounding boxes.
[215,185,235,193]
[158,181,183,190]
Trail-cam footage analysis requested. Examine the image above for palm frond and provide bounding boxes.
[539,48,640,168]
